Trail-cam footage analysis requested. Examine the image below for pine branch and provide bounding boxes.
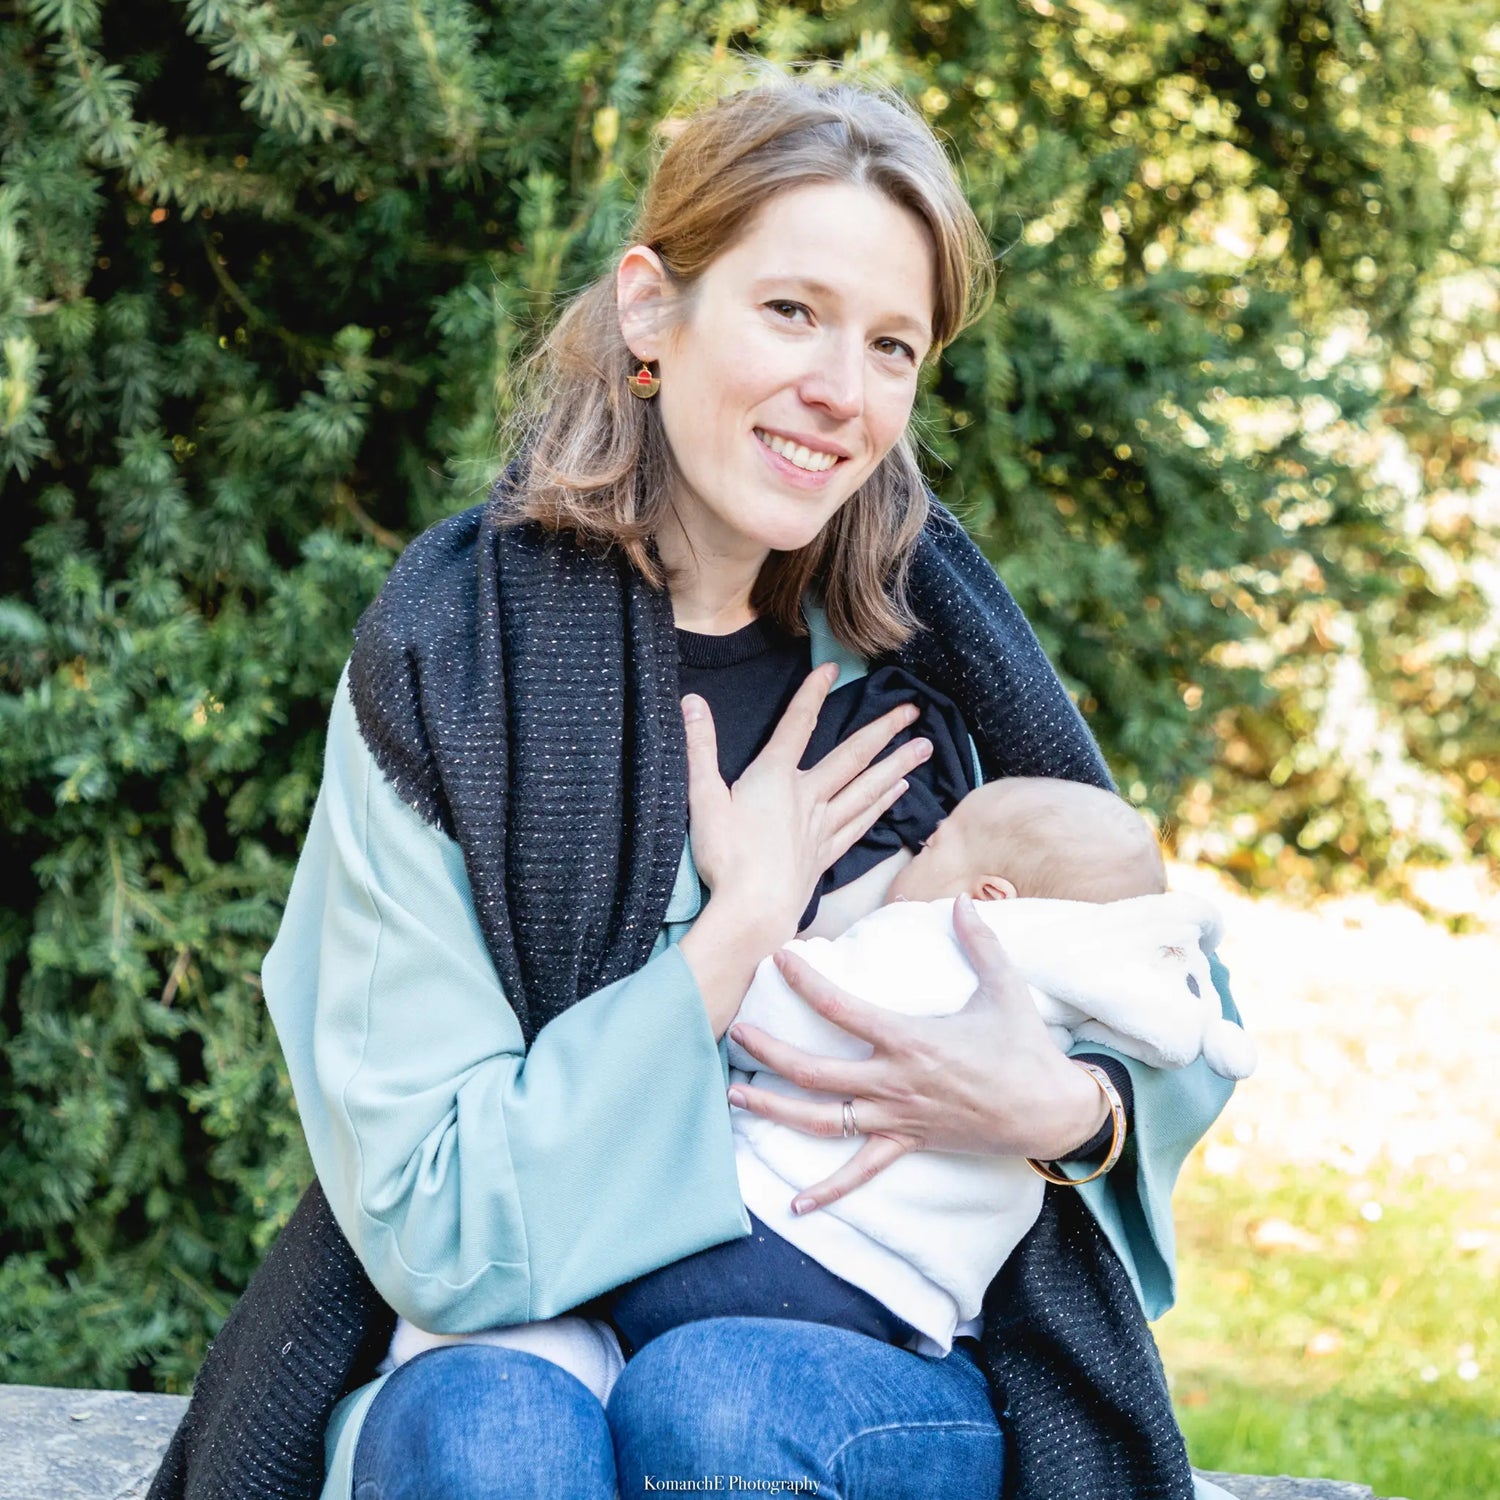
[176,0,359,143]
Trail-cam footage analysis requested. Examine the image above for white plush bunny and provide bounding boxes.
[725,890,1253,1352]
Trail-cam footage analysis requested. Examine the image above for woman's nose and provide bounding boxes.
[799,337,864,421]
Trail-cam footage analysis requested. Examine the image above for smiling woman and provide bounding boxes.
[150,67,1238,1500]
[508,78,993,649]
[619,180,936,628]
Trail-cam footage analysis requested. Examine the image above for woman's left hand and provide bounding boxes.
[726,894,1110,1213]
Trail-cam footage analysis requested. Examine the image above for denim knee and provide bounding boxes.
[353,1344,616,1500]
[607,1316,1002,1498]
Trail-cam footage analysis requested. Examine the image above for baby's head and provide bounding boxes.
[883,777,1165,906]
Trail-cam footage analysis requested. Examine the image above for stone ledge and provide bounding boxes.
[1198,1472,1402,1500]
[0,1385,187,1500]
[0,1384,1404,1500]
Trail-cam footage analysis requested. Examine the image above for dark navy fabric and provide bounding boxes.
[604,1208,917,1358]
[676,615,811,787]
[677,622,977,932]
[801,663,977,925]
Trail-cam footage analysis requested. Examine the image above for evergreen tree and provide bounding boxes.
[1,0,1495,1389]
[829,0,1500,897]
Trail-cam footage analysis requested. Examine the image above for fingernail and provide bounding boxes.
[895,779,909,796]
[903,704,920,725]
[681,695,703,722]
[913,737,932,761]
[958,892,974,911]
[728,1088,746,1108]
[791,1197,815,1216]
[729,1025,745,1044]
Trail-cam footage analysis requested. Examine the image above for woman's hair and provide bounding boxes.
[499,69,995,655]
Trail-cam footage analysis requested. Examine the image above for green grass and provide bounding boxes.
[1156,1163,1500,1500]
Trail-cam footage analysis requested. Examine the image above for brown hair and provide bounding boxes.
[955,778,1168,903]
[497,68,995,656]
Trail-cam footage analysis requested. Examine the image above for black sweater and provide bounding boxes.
[675,616,1131,1161]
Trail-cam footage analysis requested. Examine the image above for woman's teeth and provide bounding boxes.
[755,429,840,473]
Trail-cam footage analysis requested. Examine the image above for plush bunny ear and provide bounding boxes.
[1201,1016,1258,1080]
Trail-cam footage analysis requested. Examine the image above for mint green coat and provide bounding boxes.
[261,604,1237,1500]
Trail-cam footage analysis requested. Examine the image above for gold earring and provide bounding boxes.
[627,361,660,399]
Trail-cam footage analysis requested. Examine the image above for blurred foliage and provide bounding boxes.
[1,0,1497,1390]
[864,0,1500,904]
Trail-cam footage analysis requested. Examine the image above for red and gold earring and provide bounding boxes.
[627,360,660,399]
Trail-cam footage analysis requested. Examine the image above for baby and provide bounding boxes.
[708,774,1253,1360]
[783,772,1249,1072]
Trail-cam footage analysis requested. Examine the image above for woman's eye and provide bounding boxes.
[767,300,811,323]
[875,337,917,362]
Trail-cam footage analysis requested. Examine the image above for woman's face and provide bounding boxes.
[620,180,937,562]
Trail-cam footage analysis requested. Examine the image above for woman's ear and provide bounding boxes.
[973,875,1017,902]
[617,245,670,361]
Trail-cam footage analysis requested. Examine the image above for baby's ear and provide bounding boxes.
[974,875,1017,902]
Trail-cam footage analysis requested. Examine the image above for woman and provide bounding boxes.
[149,74,1237,1500]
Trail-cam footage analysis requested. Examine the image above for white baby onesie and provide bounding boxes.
[727,892,1253,1353]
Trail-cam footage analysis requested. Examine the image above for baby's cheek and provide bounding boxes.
[885,849,946,904]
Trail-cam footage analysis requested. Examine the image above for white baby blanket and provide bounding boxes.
[728,892,1253,1351]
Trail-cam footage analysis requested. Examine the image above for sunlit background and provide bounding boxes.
[2,2,1496,1495]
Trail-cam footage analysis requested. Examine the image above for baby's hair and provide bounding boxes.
[956,778,1166,903]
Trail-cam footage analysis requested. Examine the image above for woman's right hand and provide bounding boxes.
[676,662,931,1035]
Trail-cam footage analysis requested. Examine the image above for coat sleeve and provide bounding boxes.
[1065,954,1239,1319]
[262,670,750,1335]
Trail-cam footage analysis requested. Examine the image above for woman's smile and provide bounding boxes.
[752,426,849,485]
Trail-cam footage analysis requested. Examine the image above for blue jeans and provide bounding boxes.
[352,1317,1003,1499]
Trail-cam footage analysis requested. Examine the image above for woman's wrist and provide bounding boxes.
[676,895,793,1038]
[1025,1055,1112,1162]
[1058,1055,1135,1163]
[1028,1061,1128,1185]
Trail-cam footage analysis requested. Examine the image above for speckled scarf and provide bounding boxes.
[147,474,1194,1500]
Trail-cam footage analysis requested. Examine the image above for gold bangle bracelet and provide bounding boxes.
[1025,1061,1127,1187]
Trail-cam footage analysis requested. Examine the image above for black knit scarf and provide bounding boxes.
[148,483,1194,1500]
